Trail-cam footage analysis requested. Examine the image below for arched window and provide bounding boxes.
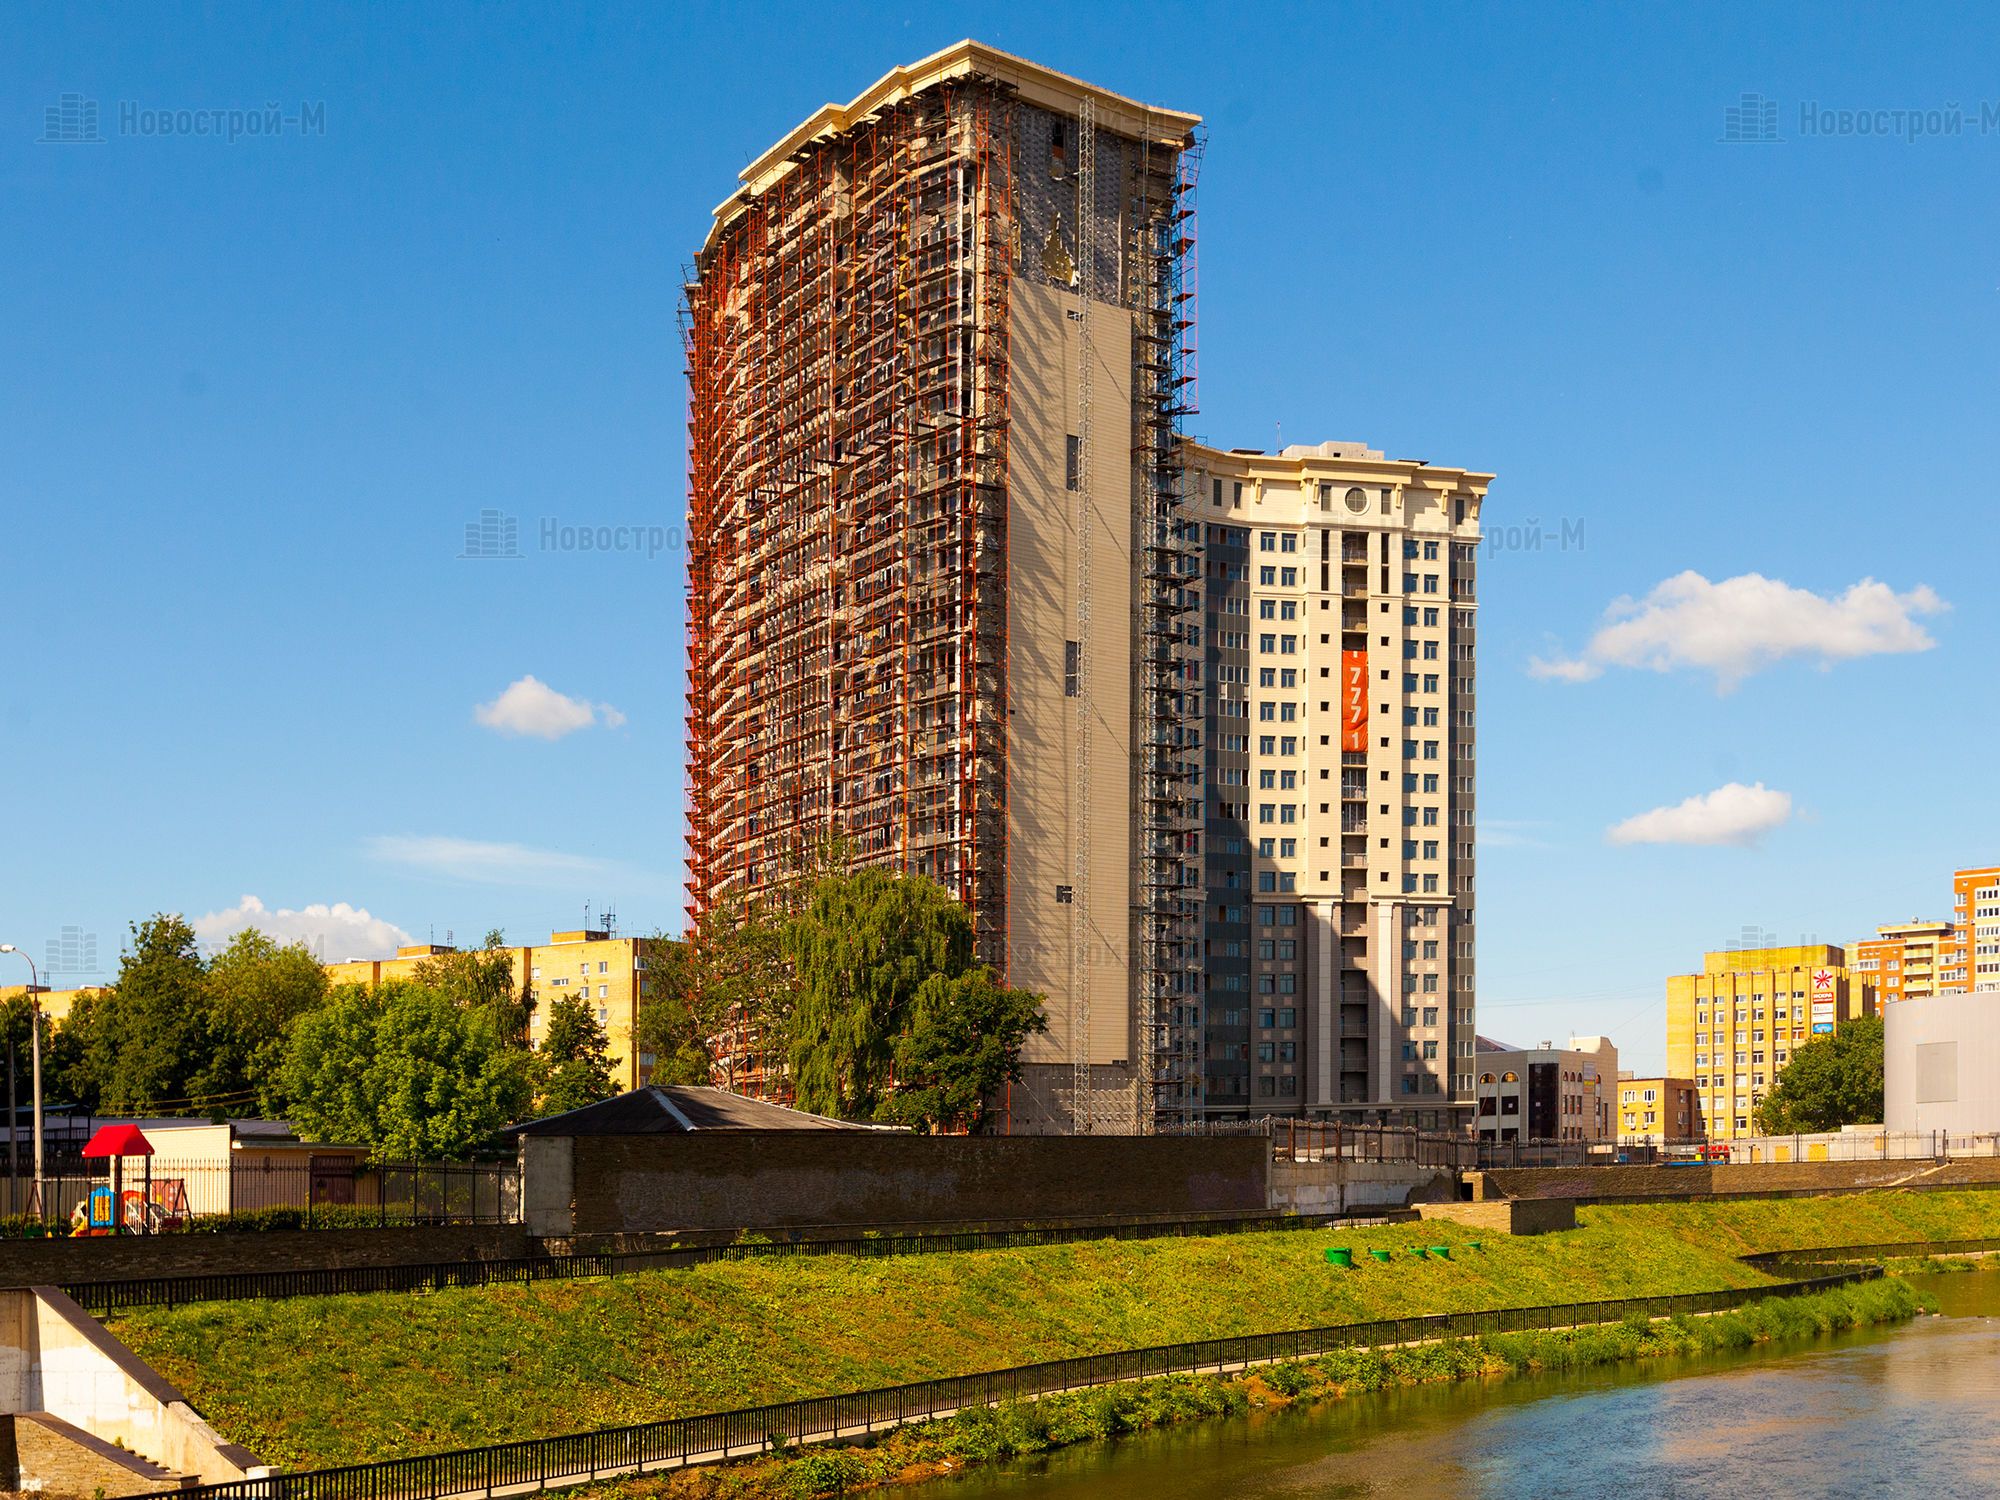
[1478,1072,1495,1085]
[1501,1071,1519,1083]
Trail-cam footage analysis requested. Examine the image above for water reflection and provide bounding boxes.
[907,1274,2000,1500]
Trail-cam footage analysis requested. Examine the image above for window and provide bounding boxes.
[1065,434,1081,490]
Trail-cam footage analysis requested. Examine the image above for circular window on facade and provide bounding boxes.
[1343,486,1369,515]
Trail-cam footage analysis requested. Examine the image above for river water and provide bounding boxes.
[905,1273,2000,1500]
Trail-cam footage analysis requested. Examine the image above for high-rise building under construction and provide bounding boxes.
[684,41,1487,1133]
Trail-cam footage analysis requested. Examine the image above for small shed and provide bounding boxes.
[509,1086,886,1238]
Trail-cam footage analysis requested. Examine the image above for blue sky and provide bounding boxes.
[4,2,1996,1073]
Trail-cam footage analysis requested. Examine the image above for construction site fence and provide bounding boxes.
[1483,1131,2000,1169]
[114,1265,1880,1500]
[1709,1130,2000,1165]
[61,1207,1402,1314]
[0,1159,519,1231]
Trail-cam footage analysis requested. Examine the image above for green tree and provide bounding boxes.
[59,916,211,1113]
[0,997,44,1161]
[280,980,532,1158]
[1754,1014,1885,1134]
[534,995,617,1115]
[193,929,330,1116]
[784,869,973,1118]
[415,930,533,1046]
[630,935,719,1088]
[880,967,1047,1133]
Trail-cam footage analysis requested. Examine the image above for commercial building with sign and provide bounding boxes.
[1473,1035,1617,1143]
[1665,944,1876,1141]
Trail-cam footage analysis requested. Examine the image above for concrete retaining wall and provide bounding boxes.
[0,1286,264,1486]
[1267,1161,1457,1215]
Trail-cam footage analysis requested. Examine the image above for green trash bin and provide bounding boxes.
[1370,1249,1393,1264]
[1410,1246,1430,1259]
[1430,1245,1452,1260]
[1467,1241,1484,1253]
[1326,1247,1354,1268]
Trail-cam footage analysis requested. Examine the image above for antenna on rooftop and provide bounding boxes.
[602,905,617,936]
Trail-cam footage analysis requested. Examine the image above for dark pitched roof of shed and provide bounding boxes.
[509,1086,883,1136]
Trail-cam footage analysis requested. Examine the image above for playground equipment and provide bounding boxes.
[69,1124,160,1236]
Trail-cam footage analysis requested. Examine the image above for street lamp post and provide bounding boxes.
[0,947,44,1210]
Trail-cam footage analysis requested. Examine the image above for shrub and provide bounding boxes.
[781,1448,867,1497]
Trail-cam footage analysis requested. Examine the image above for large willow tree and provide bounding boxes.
[783,869,973,1119]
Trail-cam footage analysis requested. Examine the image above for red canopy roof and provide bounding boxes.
[81,1124,155,1159]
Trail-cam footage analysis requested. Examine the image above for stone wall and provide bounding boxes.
[10,1410,193,1495]
[0,1223,531,1289]
[541,1132,1270,1236]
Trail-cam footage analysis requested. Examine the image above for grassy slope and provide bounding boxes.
[113,1190,2000,1469]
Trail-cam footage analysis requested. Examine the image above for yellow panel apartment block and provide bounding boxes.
[1665,944,1875,1141]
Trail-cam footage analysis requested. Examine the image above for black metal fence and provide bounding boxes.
[118,1265,1877,1500]
[1745,1236,2000,1267]
[1269,1121,1473,1168]
[0,1158,519,1232]
[67,1208,1403,1314]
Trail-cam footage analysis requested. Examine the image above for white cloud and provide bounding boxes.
[1531,572,1946,691]
[473,675,626,739]
[1607,782,1794,848]
[191,895,412,962]
[366,834,622,888]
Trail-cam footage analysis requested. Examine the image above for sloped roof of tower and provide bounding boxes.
[706,39,1202,251]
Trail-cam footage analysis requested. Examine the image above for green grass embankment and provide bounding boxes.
[110,1190,2000,1470]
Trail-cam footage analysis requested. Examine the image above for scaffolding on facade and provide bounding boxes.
[685,81,1018,1098]
[1132,128,1204,1133]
